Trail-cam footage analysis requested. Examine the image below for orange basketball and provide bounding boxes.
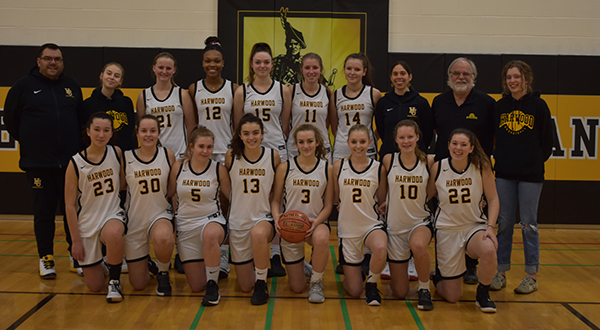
[278,210,311,243]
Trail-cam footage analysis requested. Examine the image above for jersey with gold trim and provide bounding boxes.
[228,147,276,230]
[287,83,331,158]
[434,158,487,229]
[143,86,187,159]
[337,158,382,238]
[385,153,430,234]
[123,147,172,227]
[243,81,287,161]
[71,145,124,238]
[194,79,234,156]
[176,159,223,232]
[282,157,328,220]
[333,86,377,160]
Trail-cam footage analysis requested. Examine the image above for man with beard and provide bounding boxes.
[431,57,496,285]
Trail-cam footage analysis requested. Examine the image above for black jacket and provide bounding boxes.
[375,87,433,158]
[4,66,84,169]
[494,92,554,182]
[84,88,137,151]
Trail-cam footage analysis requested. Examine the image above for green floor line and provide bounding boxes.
[189,305,206,330]
[330,246,352,330]
[264,277,278,330]
[405,300,426,330]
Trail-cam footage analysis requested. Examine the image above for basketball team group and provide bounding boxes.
[3,36,555,313]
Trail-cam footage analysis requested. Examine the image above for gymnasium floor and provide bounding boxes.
[1,217,599,330]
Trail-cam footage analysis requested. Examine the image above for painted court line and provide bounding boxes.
[562,303,600,330]
[330,246,352,330]
[5,293,55,330]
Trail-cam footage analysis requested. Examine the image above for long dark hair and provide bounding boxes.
[292,124,327,160]
[230,113,264,158]
[247,42,273,84]
[84,111,115,147]
[344,53,374,86]
[448,128,490,170]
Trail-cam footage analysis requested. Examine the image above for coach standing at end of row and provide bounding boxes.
[4,43,85,279]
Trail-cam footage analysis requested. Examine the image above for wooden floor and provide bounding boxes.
[1,218,599,330]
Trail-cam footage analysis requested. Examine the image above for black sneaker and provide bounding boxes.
[251,280,269,305]
[148,259,159,277]
[267,255,286,278]
[417,289,434,311]
[202,280,220,306]
[476,285,497,313]
[174,253,185,274]
[365,282,381,306]
[463,267,478,284]
[156,271,172,296]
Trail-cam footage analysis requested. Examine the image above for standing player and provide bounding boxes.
[233,42,292,162]
[226,113,280,305]
[65,112,126,303]
[427,128,499,313]
[287,53,334,162]
[123,115,175,296]
[378,120,434,310]
[167,127,231,306]
[334,124,387,305]
[189,36,238,278]
[330,53,382,161]
[271,124,334,303]
[137,52,195,160]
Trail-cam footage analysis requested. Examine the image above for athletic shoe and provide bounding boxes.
[69,256,83,276]
[380,263,391,280]
[365,282,381,306]
[514,276,538,294]
[251,280,269,305]
[202,280,220,306]
[417,289,434,311]
[335,263,344,274]
[174,253,185,274]
[476,285,497,313]
[308,280,325,304]
[39,255,56,279]
[361,253,371,278]
[156,271,172,296]
[148,259,159,277]
[463,266,479,284]
[408,257,418,281]
[219,251,230,279]
[106,279,123,303]
[267,255,286,278]
[121,256,129,274]
[490,273,507,291]
[304,260,313,279]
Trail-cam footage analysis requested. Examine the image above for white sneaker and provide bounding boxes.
[308,280,325,303]
[106,279,123,303]
[69,256,83,276]
[39,255,56,279]
[121,256,128,273]
[381,263,391,280]
[408,257,418,281]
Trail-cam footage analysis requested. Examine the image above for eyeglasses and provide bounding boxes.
[40,56,63,63]
[451,71,473,78]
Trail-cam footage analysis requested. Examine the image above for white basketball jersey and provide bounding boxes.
[71,145,124,238]
[175,159,224,231]
[243,81,287,161]
[143,86,187,159]
[123,147,173,227]
[287,83,331,158]
[282,157,329,220]
[337,158,382,238]
[228,147,276,230]
[333,86,377,161]
[434,158,487,229]
[194,79,234,156]
[385,153,431,234]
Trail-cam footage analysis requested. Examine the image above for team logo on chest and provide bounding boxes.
[499,110,534,134]
[65,88,74,98]
[33,178,42,188]
[408,107,417,117]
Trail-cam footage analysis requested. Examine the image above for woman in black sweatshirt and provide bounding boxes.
[491,60,554,295]
[84,62,136,151]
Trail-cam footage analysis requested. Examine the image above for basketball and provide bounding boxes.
[278,210,311,243]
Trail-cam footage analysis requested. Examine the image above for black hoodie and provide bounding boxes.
[84,88,137,151]
[494,92,554,182]
[4,66,84,169]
